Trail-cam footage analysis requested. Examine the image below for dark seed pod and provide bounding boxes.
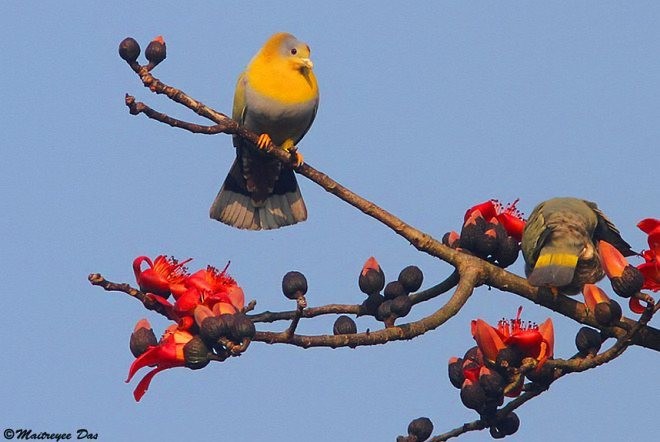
[460,379,487,411]
[199,315,229,344]
[610,266,645,298]
[333,315,357,335]
[391,295,412,318]
[282,271,308,300]
[497,412,520,436]
[495,346,523,372]
[594,300,622,326]
[118,37,140,63]
[495,235,520,268]
[407,417,433,441]
[398,266,424,293]
[384,281,407,300]
[183,335,210,370]
[448,357,465,389]
[129,325,157,358]
[376,299,393,322]
[479,368,505,399]
[575,327,602,356]
[145,36,166,65]
[231,313,256,340]
[361,293,384,316]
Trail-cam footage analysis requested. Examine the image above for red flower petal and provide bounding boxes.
[132,364,178,402]
[628,297,646,314]
[582,283,610,312]
[471,319,506,362]
[465,201,497,223]
[599,241,628,278]
[496,213,525,241]
[361,257,381,276]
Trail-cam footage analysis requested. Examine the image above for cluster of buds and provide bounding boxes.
[358,257,422,327]
[127,255,252,401]
[118,36,167,71]
[444,199,526,268]
[448,308,553,437]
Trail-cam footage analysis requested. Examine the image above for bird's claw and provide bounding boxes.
[256,133,272,150]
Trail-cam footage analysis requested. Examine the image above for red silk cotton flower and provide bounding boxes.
[126,324,193,402]
[637,218,660,292]
[471,307,554,365]
[464,199,526,241]
[133,255,191,298]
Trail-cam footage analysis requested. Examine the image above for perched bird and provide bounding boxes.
[209,32,319,230]
[521,197,634,295]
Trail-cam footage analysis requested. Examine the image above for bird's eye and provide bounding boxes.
[290,48,297,55]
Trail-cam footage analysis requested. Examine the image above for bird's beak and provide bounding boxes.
[300,58,314,69]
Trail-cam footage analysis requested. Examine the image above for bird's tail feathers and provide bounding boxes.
[527,247,579,288]
[209,164,307,230]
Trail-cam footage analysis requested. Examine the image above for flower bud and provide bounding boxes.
[129,319,157,358]
[282,271,308,300]
[459,213,487,255]
[525,361,555,386]
[398,265,424,293]
[183,335,210,370]
[575,327,602,356]
[610,266,645,298]
[490,412,520,438]
[376,299,393,322]
[463,346,484,366]
[495,235,520,268]
[478,366,505,399]
[333,315,357,335]
[145,36,166,66]
[361,293,384,316]
[495,346,523,372]
[199,315,229,344]
[594,300,622,326]
[118,37,140,63]
[384,281,407,300]
[460,379,487,411]
[442,231,461,248]
[359,257,385,294]
[448,357,464,389]
[230,313,256,340]
[391,295,412,318]
[407,417,433,441]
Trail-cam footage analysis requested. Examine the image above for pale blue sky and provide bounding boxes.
[2,2,658,441]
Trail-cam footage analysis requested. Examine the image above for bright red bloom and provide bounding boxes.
[186,265,244,311]
[133,255,191,298]
[471,307,553,364]
[637,218,660,292]
[126,325,193,401]
[464,199,526,241]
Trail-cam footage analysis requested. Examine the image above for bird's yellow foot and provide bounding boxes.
[282,140,304,167]
[256,133,272,150]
